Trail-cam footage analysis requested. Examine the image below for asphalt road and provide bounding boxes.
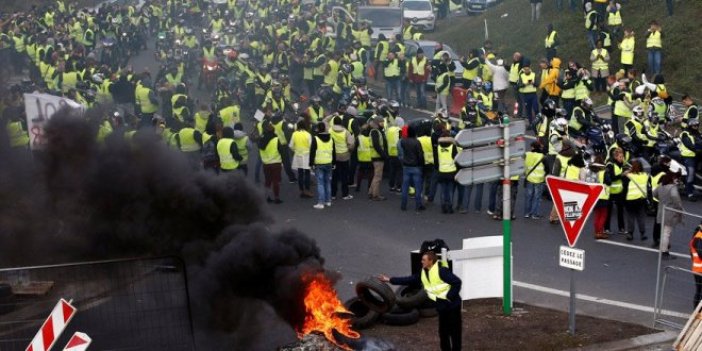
[124,41,702,331]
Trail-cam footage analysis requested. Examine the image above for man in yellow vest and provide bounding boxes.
[604,148,628,235]
[681,95,698,130]
[408,48,430,109]
[517,59,538,125]
[217,127,243,173]
[646,20,663,76]
[175,118,203,169]
[290,120,313,198]
[624,160,650,241]
[606,2,623,41]
[383,52,401,102]
[135,76,160,128]
[619,29,635,72]
[679,119,701,201]
[379,250,462,351]
[309,122,336,209]
[369,116,388,201]
[433,132,457,214]
[6,114,29,149]
[524,141,546,219]
[330,117,355,201]
[386,118,404,193]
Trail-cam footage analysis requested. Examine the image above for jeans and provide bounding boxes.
[495,180,518,218]
[332,160,350,197]
[684,157,696,196]
[414,82,427,108]
[648,49,662,76]
[587,30,598,50]
[438,307,462,351]
[531,2,541,22]
[606,192,626,232]
[666,0,674,16]
[488,180,500,212]
[462,183,484,211]
[315,164,332,204]
[625,199,646,236]
[385,77,400,101]
[400,79,409,106]
[439,179,454,208]
[401,166,424,210]
[524,182,544,216]
[522,92,539,124]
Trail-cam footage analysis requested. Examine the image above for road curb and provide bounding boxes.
[564,330,677,351]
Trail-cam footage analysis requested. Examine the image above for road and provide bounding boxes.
[124,40,702,332]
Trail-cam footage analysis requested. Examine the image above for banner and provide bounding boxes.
[24,93,83,150]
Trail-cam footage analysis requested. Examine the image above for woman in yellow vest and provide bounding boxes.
[619,29,635,72]
[624,160,649,241]
[258,121,284,204]
[433,133,457,214]
[589,40,610,92]
[290,120,313,198]
[309,122,336,209]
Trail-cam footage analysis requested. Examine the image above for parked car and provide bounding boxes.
[463,0,499,15]
[401,0,436,32]
[404,40,464,87]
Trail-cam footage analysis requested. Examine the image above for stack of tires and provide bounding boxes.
[344,277,437,330]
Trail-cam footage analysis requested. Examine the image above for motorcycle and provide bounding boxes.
[199,58,220,91]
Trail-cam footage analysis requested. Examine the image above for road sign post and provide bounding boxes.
[502,115,512,316]
[546,176,603,335]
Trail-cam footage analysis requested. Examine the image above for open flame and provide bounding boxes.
[297,273,360,350]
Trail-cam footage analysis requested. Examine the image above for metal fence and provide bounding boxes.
[653,207,702,330]
[0,256,195,351]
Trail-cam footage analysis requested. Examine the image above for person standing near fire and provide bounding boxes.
[379,251,462,351]
[690,223,702,308]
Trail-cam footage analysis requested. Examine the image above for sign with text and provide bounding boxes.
[546,176,604,248]
[24,93,83,150]
[559,246,585,271]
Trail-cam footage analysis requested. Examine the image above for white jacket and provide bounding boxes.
[485,60,510,92]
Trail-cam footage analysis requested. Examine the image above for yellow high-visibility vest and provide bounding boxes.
[620,37,635,65]
[178,128,200,152]
[217,138,239,170]
[418,136,434,164]
[357,134,372,162]
[421,263,451,301]
[384,59,400,78]
[260,137,282,164]
[591,49,609,71]
[386,126,400,157]
[314,136,333,165]
[626,173,649,200]
[545,31,557,48]
[330,128,349,155]
[519,72,537,93]
[646,31,662,49]
[608,10,622,26]
[609,163,624,194]
[291,130,311,155]
[598,171,610,200]
[524,151,545,183]
[438,145,457,173]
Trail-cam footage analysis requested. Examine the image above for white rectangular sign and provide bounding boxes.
[24,93,83,150]
[559,246,585,271]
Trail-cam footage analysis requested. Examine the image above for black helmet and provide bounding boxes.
[353,76,367,86]
[543,98,556,113]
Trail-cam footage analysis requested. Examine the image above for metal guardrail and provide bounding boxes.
[653,265,697,330]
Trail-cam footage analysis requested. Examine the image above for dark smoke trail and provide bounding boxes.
[0,107,330,349]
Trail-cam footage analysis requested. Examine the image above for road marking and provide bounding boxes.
[596,239,689,259]
[514,280,690,319]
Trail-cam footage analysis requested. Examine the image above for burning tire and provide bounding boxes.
[355,277,396,314]
[343,297,379,330]
[395,285,428,309]
[381,306,420,326]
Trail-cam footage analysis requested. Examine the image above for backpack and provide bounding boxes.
[420,238,450,255]
[201,138,219,167]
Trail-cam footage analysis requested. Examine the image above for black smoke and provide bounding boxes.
[0,106,329,349]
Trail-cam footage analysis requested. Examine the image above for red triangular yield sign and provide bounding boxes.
[64,334,89,348]
[546,176,604,248]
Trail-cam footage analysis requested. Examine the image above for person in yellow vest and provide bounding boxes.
[385,118,404,193]
[679,119,701,201]
[309,122,336,209]
[379,251,462,351]
[625,105,648,153]
[175,118,203,169]
[374,34,390,81]
[232,123,251,175]
[433,132,457,214]
[135,76,159,128]
[606,1,623,42]
[645,20,663,76]
[434,62,450,113]
[369,116,388,201]
[681,95,698,130]
[408,48,430,109]
[604,147,628,235]
[508,52,524,116]
[258,121,285,204]
[355,124,375,196]
[217,127,243,173]
[6,114,29,149]
[619,28,635,72]
[590,40,610,92]
[584,2,599,49]
[383,52,401,102]
[290,120,313,198]
[459,49,482,88]
[517,59,538,125]
[330,117,355,201]
[624,160,650,241]
[589,158,610,239]
[524,141,546,219]
[539,57,562,105]
[548,143,575,223]
[218,97,240,128]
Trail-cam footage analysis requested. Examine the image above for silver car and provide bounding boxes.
[401,0,436,32]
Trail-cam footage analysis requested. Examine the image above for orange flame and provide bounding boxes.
[298,273,360,350]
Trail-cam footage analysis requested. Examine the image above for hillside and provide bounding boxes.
[427,0,702,100]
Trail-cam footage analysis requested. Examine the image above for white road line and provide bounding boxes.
[514,280,690,319]
[596,239,689,259]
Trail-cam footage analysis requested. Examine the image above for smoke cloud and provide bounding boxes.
[0,107,330,349]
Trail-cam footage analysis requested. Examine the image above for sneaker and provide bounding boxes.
[487,210,495,216]
[595,232,609,240]
[325,202,332,207]
[626,232,634,241]
[524,214,530,219]
[313,203,325,209]
[531,215,542,220]
[289,179,298,184]
[688,195,698,202]
[274,199,283,204]
[618,229,627,235]
[662,252,677,260]
[332,196,336,200]
[371,196,387,201]
[459,208,468,214]
[641,235,648,241]
[343,195,354,200]
[349,183,357,188]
